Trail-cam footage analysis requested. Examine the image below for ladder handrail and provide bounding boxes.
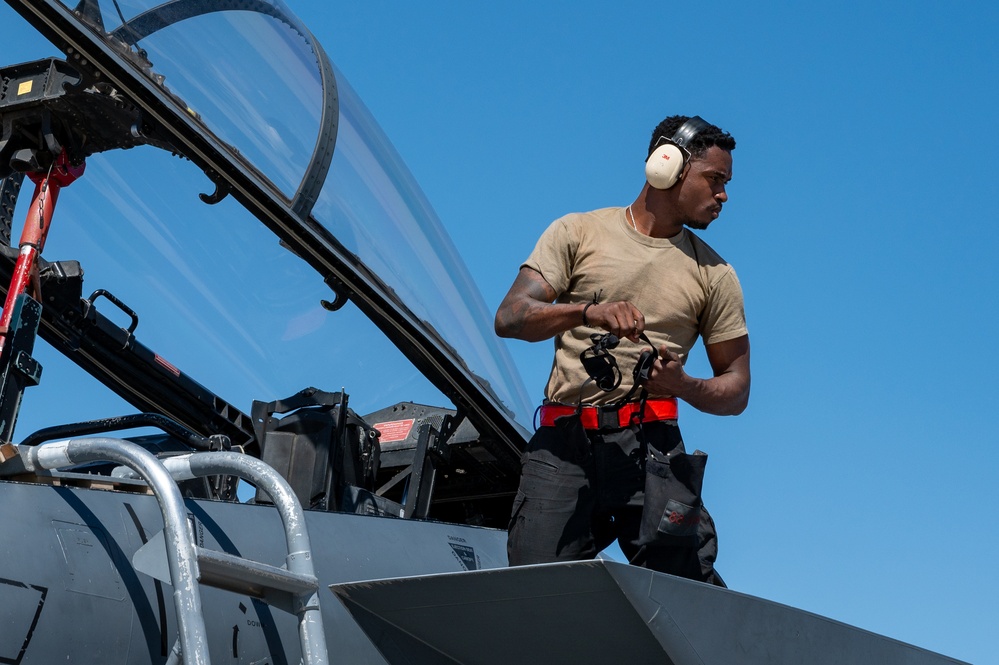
[20,441,329,665]
[156,451,329,665]
[20,438,209,665]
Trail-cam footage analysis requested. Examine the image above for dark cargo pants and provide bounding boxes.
[507,415,720,584]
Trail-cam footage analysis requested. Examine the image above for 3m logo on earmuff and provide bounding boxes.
[645,116,711,190]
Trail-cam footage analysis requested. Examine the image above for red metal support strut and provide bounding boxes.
[0,150,85,352]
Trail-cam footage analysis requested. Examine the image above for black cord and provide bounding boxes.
[581,290,602,327]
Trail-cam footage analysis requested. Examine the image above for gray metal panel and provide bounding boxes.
[629,567,971,665]
[0,479,970,665]
[0,481,507,664]
[331,560,970,665]
[331,561,672,665]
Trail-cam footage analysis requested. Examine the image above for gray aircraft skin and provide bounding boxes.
[0,1,971,664]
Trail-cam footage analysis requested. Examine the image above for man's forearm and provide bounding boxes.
[495,267,580,342]
[672,371,750,416]
[649,338,751,415]
[495,298,586,342]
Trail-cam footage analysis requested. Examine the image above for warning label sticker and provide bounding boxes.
[373,419,415,443]
[154,354,181,377]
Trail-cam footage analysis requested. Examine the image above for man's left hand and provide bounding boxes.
[642,336,751,416]
[645,344,688,398]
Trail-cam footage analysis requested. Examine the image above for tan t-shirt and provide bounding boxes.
[524,207,748,405]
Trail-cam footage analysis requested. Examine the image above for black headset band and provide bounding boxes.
[670,115,711,150]
[649,115,713,161]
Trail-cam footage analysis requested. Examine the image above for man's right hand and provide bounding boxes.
[584,301,645,343]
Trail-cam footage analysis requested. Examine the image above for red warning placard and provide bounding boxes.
[373,419,415,443]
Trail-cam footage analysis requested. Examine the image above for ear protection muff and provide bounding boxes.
[645,116,712,190]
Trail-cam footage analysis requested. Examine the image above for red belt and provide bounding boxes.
[539,399,678,430]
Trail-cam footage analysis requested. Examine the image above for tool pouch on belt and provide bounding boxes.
[639,445,708,547]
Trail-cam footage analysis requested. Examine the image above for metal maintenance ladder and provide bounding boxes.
[20,438,328,665]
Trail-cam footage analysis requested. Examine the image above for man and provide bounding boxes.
[494,115,749,584]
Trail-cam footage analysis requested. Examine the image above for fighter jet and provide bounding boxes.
[0,1,971,663]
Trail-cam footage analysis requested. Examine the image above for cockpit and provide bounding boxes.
[0,0,533,527]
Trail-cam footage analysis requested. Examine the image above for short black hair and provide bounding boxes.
[648,115,736,159]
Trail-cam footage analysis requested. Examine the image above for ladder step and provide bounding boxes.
[196,547,318,597]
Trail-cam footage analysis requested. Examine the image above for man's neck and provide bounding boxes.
[630,188,685,238]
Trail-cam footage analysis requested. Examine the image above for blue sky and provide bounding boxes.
[305,4,997,663]
[3,1,997,663]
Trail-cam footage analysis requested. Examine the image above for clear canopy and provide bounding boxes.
[13,0,533,437]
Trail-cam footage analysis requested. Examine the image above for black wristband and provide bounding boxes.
[582,301,596,327]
